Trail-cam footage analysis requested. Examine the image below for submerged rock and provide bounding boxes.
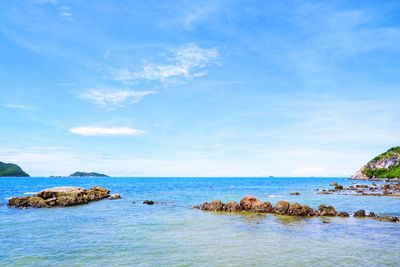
[143,200,155,205]
[8,186,111,208]
[290,192,300,195]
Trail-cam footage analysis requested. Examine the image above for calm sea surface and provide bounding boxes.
[0,177,399,266]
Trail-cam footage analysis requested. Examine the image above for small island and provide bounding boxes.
[0,161,29,177]
[353,146,400,180]
[69,171,109,177]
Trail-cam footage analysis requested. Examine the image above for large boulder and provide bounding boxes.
[274,201,290,214]
[8,186,112,208]
[287,203,315,216]
[316,205,337,216]
[239,196,273,213]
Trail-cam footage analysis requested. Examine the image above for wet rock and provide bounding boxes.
[356,184,368,188]
[375,216,399,222]
[143,200,155,205]
[274,201,290,215]
[330,182,339,186]
[354,210,366,218]
[194,197,399,223]
[338,211,350,217]
[108,194,121,200]
[287,203,315,216]
[8,186,111,208]
[334,185,344,190]
[318,191,331,195]
[222,201,242,212]
[316,205,337,216]
[290,192,300,195]
[239,196,273,213]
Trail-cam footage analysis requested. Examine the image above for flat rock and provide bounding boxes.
[8,186,112,208]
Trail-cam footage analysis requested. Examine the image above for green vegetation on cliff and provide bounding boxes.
[69,171,109,177]
[0,162,30,177]
[361,146,400,179]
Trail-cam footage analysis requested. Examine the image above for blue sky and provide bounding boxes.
[1,0,400,177]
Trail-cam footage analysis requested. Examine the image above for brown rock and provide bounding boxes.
[316,205,337,216]
[239,196,273,213]
[143,200,155,205]
[337,211,350,217]
[335,185,344,190]
[274,201,290,214]
[287,203,315,216]
[222,201,242,212]
[290,192,300,195]
[353,210,366,218]
[8,186,111,208]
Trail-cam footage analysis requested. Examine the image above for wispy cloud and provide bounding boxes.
[3,104,32,110]
[58,6,73,18]
[114,43,220,83]
[32,0,57,4]
[80,88,155,108]
[69,126,144,136]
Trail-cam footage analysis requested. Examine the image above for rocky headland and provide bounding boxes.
[352,146,400,180]
[8,186,120,208]
[194,196,399,222]
[0,161,29,177]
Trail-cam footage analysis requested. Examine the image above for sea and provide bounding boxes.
[0,177,399,266]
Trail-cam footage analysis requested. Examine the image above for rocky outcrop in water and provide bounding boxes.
[317,182,400,197]
[194,196,399,222]
[194,196,341,217]
[8,186,114,208]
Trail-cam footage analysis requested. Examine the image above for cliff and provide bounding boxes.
[352,147,400,180]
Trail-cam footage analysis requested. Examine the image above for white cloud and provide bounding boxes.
[69,127,144,136]
[115,43,220,83]
[80,89,155,107]
[60,12,72,17]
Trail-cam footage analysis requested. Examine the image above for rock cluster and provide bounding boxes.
[352,209,399,222]
[194,196,399,222]
[317,182,400,197]
[8,186,114,208]
[194,196,346,217]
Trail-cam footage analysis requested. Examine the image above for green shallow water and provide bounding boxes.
[0,177,399,266]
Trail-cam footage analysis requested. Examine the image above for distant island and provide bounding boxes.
[0,161,29,177]
[353,146,400,180]
[69,171,109,177]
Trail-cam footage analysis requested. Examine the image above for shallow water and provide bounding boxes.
[0,177,399,266]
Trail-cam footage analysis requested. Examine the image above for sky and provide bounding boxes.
[0,0,400,177]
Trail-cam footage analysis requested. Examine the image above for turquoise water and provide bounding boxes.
[0,177,399,266]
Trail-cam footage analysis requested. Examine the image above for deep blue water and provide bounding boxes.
[0,177,399,266]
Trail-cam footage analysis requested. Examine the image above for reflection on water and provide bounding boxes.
[0,177,399,266]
